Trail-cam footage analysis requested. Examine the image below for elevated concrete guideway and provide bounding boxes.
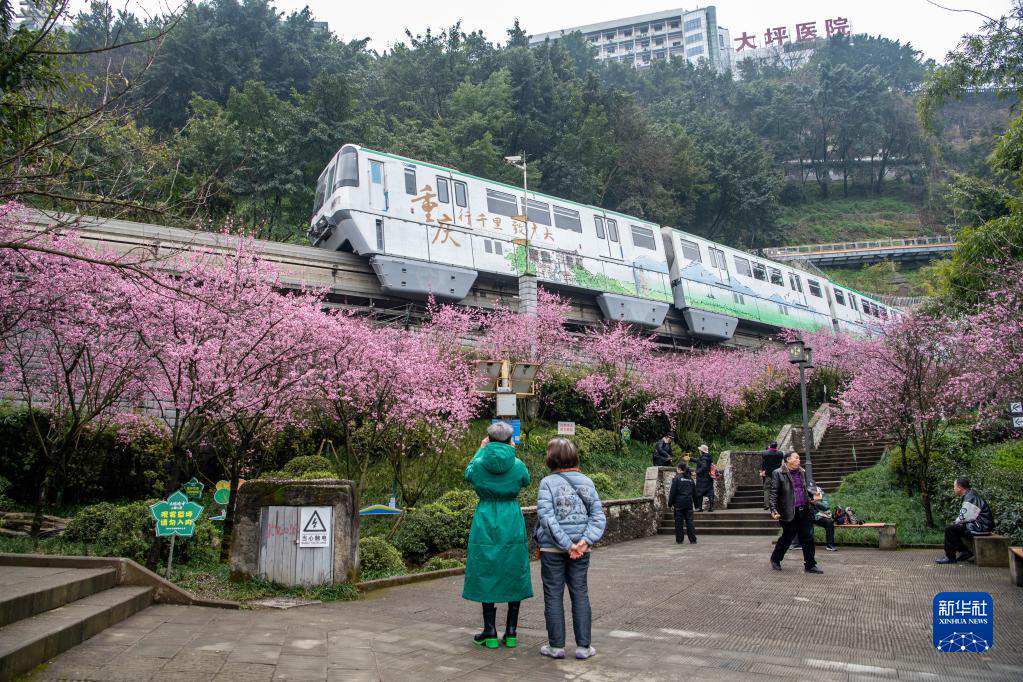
[764,235,956,267]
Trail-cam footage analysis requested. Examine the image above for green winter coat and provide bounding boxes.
[461,441,533,603]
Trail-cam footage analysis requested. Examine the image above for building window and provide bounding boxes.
[685,33,703,45]
[683,18,702,32]
[808,280,823,297]
[525,198,551,226]
[631,225,657,250]
[404,167,416,195]
[678,238,702,262]
[752,262,767,281]
[651,23,663,30]
[486,188,518,217]
[768,267,784,286]
[669,20,680,29]
[733,256,752,277]
[686,45,705,57]
[553,205,582,232]
[437,177,450,203]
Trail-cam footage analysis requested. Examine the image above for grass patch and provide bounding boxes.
[170,558,358,605]
[827,453,943,546]
[778,196,929,245]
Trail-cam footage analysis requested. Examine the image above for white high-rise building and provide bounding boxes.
[529,6,732,72]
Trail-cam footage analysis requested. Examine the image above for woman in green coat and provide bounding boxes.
[462,420,532,649]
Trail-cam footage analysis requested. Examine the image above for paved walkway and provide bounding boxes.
[30,535,1023,681]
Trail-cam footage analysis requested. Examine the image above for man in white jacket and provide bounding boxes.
[936,477,995,565]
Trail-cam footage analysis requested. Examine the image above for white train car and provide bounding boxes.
[309,144,672,326]
[309,143,899,339]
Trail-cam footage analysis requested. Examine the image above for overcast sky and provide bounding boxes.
[114,1,1012,63]
[274,0,1010,62]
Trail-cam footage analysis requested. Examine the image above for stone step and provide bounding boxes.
[658,526,776,536]
[0,586,152,681]
[662,511,772,522]
[0,567,118,628]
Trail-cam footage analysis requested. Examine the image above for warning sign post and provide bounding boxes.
[299,507,332,548]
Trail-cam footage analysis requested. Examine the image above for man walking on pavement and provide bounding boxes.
[759,441,783,510]
[667,463,697,544]
[769,451,823,573]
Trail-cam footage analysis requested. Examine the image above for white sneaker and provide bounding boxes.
[575,646,596,659]
[540,644,566,659]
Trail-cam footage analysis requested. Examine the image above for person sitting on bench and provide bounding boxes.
[936,477,994,565]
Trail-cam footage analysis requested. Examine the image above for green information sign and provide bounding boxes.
[213,480,231,506]
[182,477,205,499]
[150,491,204,537]
[620,427,631,442]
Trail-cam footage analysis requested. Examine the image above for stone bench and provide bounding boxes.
[835,523,898,550]
[1010,547,1023,587]
[973,534,1009,568]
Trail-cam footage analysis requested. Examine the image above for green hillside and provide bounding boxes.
[777,195,932,245]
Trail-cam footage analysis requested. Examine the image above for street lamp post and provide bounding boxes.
[787,338,815,481]
[504,153,536,315]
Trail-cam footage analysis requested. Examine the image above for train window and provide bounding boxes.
[777,303,789,315]
[495,241,503,255]
[849,293,858,310]
[325,163,336,197]
[453,180,468,207]
[808,280,822,298]
[834,289,846,306]
[337,146,359,188]
[484,240,492,253]
[607,218,620,242]
[709,248,726,270]
[594,216,606,239]
[486,188,518,217]
[768,267,784,286]
[788,272,803,293]
[526,198,552,226]
[540,250,552,263]
[404,168,416,195]
[436,177,450,203]
[553,205,581,232]
[879,307,888,319]
[733,256,752,277]
[370,160,383,184]
[631,225,657,250]
[313,172,327,212]
[678,239,702,262]
[751,262,767,281]
[733,292,745,305]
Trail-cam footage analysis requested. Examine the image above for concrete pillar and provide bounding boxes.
[877,525,898,551]
[518,272,537,316]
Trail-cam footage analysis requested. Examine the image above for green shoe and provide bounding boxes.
[473,633,499,649]
[502,635,517,648]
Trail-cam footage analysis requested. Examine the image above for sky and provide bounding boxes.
[268,0,1011,62]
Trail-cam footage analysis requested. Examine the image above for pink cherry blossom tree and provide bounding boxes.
[576,322,657,453]
[835,313,975,527]
[961,262,1023,413]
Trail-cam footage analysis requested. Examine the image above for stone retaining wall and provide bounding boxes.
[520,497,657,551]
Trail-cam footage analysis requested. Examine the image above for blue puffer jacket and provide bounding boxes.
[535,471,606,551]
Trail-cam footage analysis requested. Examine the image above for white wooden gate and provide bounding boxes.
[257,506,333,586]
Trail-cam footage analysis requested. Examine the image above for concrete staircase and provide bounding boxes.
[0,565,153,680]
[659,425,893,537]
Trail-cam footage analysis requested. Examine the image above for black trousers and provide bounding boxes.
[944,524,973,560]
[694,490,714,511]
[771,506,816,569]
[673,506,696,543]
[794,517,835,547]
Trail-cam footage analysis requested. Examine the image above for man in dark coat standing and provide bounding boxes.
[693,444,715,512]
[759,442,784,510]
[667,463,697,544]
[769,450,823,573]
[652,435,674,467]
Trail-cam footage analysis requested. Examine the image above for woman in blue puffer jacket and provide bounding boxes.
[534,437,606,661]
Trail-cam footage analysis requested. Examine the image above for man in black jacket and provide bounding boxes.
[653,435,674,467]
[937,477,995,564]
[667,463,697,544]
[769,451,823,574]
[759,442,783,510]
[694,444,715,512]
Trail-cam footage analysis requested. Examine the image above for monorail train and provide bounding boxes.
[308,144,896,340]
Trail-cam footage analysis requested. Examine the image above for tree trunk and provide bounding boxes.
[920,478,935,528]
[218,464,241,564]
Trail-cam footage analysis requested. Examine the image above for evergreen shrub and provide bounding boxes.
[358,536,406,580]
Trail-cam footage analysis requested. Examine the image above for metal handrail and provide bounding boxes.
[764,235,956,258]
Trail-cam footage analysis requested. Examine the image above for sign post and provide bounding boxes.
[149,491,204,580]
[557,421,576,436]
[182,477,205,500]
[1011,401,1023,429]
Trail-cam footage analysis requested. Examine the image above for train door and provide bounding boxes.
[368,158,388,211]
[593,214,623,259]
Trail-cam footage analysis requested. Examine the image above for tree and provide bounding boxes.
[575,322,656,453]
[836,314,975,527]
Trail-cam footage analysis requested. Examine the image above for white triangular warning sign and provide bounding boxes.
[302,510,327,533]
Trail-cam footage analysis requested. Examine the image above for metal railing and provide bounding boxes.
[764,235,956,259]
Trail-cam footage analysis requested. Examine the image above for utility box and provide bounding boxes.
[230,479,358,587]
